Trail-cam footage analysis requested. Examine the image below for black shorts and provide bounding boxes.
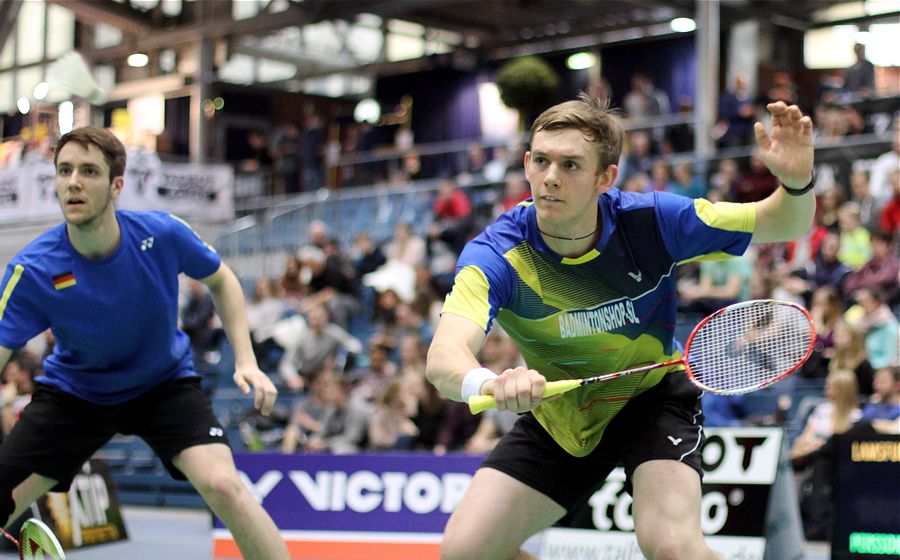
[0,377,228,492]
[481,371,705,512]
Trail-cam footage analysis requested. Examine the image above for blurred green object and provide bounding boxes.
[496,55,561,130]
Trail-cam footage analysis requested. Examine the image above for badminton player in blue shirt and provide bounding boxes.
[0,127,289,559]
[427,98,815,560]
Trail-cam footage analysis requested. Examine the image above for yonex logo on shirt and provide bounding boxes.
[209,427,224,437]
[140,236,154,251]
[558,300,640,339]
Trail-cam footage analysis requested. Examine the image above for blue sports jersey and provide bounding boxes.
[0,210,221,404]
[442,188,755,455]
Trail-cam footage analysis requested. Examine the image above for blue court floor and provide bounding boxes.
[1,505,831,559]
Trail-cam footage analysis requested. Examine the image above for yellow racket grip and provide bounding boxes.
[467,379,582,414]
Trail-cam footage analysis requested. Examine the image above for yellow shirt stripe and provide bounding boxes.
[693,199,756,233]
[0,264,25,322]
[441,265,492,331]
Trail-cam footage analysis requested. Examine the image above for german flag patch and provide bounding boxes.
[52,271,76,290]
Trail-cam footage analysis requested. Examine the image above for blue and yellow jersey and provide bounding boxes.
[442,188,755,456]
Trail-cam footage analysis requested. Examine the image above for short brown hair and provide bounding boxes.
[530,93,624,170]
[54,126,127,181]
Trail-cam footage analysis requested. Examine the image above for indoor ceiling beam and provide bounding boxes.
[81,3,310,63]
[47,0,154,36]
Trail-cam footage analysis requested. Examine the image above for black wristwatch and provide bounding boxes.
[782,172,815,196]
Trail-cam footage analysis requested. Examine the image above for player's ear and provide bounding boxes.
[111,176,124,199]
[597,164,617,192]
[523,151,532,181]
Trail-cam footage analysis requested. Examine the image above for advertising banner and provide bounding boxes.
[34,459,129,549]
[0,151,234,224]
[221,452,481,559]
[0,168,27,223]
[223,428,788,559]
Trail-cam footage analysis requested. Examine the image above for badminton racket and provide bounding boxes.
[469,299,815,414]
[0,518,66,560]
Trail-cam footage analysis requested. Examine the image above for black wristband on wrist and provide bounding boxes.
[782,172,815,196]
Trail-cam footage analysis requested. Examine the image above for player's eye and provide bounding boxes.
[564,161,579,170]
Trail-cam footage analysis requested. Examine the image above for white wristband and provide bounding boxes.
[461,367,497,402]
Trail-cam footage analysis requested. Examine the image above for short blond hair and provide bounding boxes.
[530,93,624,170]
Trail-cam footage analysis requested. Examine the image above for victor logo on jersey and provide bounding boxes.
[140,236,155,251]
[558,299,639,339]
[52,271,77,290]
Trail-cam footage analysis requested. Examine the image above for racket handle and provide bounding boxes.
[467,379,582,414]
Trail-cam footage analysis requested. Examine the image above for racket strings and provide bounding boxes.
[687,301,812,394]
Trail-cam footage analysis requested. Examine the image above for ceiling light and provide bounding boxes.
[33,82,49,100]
[127,53,149,67]
[670,18,696,32]
[566,52,596,70]
[17,97,30,114]
[354,98,381,124]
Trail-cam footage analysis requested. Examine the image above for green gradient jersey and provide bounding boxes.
[442,189,756,456]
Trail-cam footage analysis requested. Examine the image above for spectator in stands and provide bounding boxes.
[844,230,899,304]
[800,286,845,379]
[239,129,272,173]
[278,255,306,301]
[0,350,39,438]
[765,71,800,106]
[678,252,754,315]
[816,186,844,231]
[349,343,398,405]
[457,142,488,186]
[246,277,288,372]
[269,122,302,194]
[412,382,447,451]
[715,73,756,149]
[483,145,512,184]
[669,162,705,199]
[782,231,853,304]
[842,43,875,99]
[732,151,780,203]
[383,222,426,268]
[432,399,480,456]
[709,158,740,196]
[836,202,872,269]
[300,113,326,191]
[303,376,371,454]
[847,288,899,370]
[278,303,362,392]
[647,159,673,193]
[433,177,472,222]
[860,367,900,434]
[869,127,900,205]
[494,170,530,216]
[280,364,335,453]
[623,72,670,121]
[829,320,875,397]
[367,378,419,450]
[849,170,883,232]
[662,97,694,154]
[878,170,900,235]
[791,369,861,541]
[297,244,360,329]
[180,278,223,366]
[350,231,387,279]
[616,130,654,186]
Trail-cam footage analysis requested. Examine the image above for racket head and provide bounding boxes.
[18,519,65,560]
[683,299,815,395]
